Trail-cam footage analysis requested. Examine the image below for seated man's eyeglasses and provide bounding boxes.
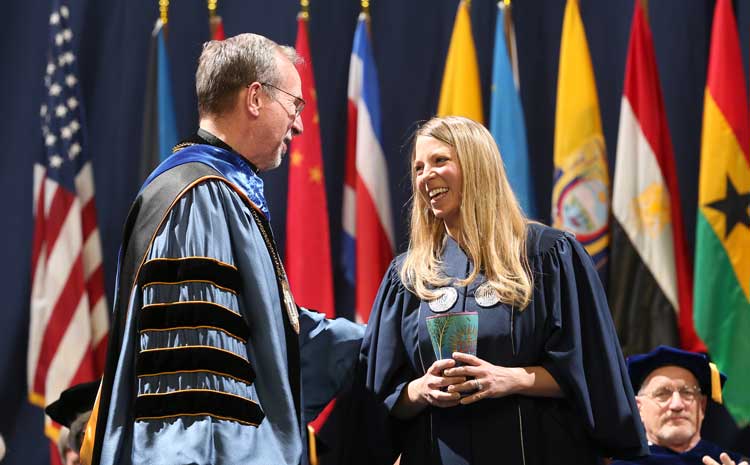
[260,82,305,118]
[640,385,702,404]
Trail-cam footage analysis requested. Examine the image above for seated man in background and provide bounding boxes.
[57,429,80,465]
[46,380,99,465]
[611,346,747,465]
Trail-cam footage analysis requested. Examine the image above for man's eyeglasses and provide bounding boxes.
[260,82,305,117]
[640,385,702,404]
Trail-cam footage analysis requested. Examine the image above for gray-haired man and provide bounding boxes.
[81,33,363,465]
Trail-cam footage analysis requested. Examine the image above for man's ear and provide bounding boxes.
[636,395,643,413]
[246,82,263,117]
[699,396,708,418]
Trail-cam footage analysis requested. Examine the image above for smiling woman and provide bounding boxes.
[413,135,463,237]
[360,116,648,465]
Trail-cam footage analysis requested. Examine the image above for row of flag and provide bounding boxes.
[283,0,750,428]
[421,0,749,426]
[28,3,750,465]
[556,0,750,425]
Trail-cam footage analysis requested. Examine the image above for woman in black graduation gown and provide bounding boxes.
[361,116,648,464]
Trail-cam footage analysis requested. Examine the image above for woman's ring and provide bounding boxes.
[474,379,482,391]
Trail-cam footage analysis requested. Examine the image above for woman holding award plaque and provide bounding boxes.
[361,116,647,464]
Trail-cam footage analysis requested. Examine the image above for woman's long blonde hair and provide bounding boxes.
[400,116,533,308]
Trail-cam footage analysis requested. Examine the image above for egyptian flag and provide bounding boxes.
[609,0,704,356]
[694,0,750,424]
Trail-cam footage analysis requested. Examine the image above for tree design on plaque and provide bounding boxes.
[426,313,478,361]
[450,324,478,355]
[426,316,452,360]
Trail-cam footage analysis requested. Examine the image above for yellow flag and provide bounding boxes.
[437,0,483,123]
[552,0,609,276]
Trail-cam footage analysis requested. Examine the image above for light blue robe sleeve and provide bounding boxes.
[298,308,365,423]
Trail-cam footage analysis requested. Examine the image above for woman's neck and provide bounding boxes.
[444,220,461,243]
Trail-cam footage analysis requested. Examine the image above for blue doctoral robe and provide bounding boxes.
[362,224,648,465]
[611,439,746,465]
[87,141,363,465]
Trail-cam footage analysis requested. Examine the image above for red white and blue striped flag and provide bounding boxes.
[29,0,109,448]
[342,12,395,323]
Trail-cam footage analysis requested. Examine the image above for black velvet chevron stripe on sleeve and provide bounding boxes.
[139,301,250,342]
[137,346,256,385]
[135,389,265,427]
[138,257,241,294]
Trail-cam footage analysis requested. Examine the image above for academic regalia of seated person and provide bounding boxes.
[361,223,648,465]
[611,345,748,465]
[611,440,744,465]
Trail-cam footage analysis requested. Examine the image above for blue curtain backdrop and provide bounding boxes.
[2,0,749,462]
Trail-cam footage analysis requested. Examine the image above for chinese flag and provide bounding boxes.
[285,15,335,318]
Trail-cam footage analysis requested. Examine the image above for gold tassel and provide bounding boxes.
[709,362,723,404]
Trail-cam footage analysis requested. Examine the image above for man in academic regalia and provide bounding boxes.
[612,346,748,465]
[78,33,363,465]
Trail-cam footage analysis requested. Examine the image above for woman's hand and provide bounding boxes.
[411,358,467,408]
[392,358,466,419]
[443,352,563,405]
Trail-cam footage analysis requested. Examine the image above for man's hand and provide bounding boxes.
[702,452,749,465]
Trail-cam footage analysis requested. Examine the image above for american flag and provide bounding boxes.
[28,0,109,444]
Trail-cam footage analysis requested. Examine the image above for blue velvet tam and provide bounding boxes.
[626,345,726,404]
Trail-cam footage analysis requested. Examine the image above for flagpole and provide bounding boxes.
[639,0,649,23]
[159,0,169,36]
[207,0,221,37]
[499,0,519,90]
[500,0,512,58]
[361,0,371,37]
[207,0,225,40]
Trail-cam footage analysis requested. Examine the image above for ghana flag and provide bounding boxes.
[695,0,750,424]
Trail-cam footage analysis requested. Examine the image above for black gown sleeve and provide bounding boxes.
[342,258,422,465]
[536,231,649,459]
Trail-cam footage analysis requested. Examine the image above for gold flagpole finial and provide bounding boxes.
[207,0,218,18]
[299,0,310,20]
[504,0,511,6]
[465,0,471,9]
[159,0,169,25]
[361,0,370,15]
